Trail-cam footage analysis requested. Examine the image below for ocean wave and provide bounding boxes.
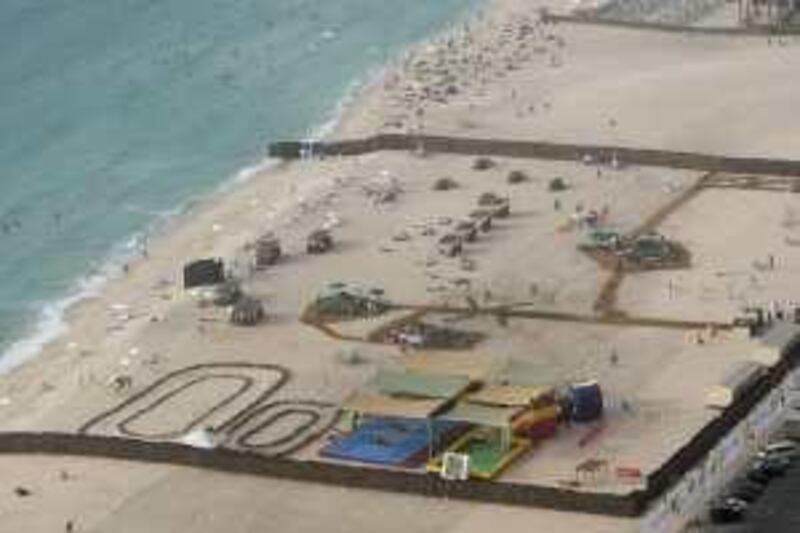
[0,0,483,376]
[0,262,111,375]
[0,212,174,374]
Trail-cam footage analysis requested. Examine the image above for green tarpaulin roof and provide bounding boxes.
[341,392,447,419]
[369,369,471,399]
[437,402,521,428]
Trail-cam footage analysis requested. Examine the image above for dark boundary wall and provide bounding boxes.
[268,134,800,177]
[0,432,643,517]
[0,336,796,518]
[644,336,800,498]
[543,13,800,36]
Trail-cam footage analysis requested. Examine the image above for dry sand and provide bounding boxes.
[2,0,800,530]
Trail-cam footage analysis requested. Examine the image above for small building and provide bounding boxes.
[630,232,670,262]
[307,229,334,254]
[254,233,281,269]
[183,258,225,289]
[477,192,511,218]
[306,283,390,321]
[438,233,463,257]
[582,229,622,251]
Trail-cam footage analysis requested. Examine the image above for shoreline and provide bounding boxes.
[3,1,800,532]
[0,0,489,377]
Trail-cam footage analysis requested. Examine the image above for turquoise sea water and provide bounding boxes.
[0,0,477,366]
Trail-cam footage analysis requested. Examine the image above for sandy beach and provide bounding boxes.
[2,0,800,531]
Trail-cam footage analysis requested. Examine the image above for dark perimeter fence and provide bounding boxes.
[268,134,800,177]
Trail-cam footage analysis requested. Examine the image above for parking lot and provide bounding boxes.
[706,443,800,532]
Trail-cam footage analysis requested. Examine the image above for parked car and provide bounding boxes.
[437,233,463,257]
[757,440,799,461]
[727,480,764,503]
[306,229,334,254]
[752,455,792,478]
[747,467,772,485]
[709,498,748,524]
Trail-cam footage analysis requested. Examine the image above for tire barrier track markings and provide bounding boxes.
[230,400,341,457]
[80,363,290,438]
[117,375,254,440]
[81,363,341,458]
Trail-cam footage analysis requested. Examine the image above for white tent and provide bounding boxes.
[179,428,217,449]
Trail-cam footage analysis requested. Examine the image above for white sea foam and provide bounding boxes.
[0,0,484,376]
[0,218,171,374]
[0,259,115,375]
[0,128,324,376]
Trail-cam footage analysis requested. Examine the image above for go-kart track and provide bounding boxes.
[79,363,339,457]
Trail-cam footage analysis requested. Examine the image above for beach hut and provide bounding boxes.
[183,258,225,289]
[469,209,494,232]
[306,229,334,254]
[472,157,496,171]
[230,296,265,326]
[213,279,243,307]
[432,177,459,191]
[507,170,529,184]
[454,220,479,242]
[437,233,463,257]
[629,232,670,262]
[581,228,622,251]
[306,283,390,321]
[254,233,281,269]
[477,192,510,218]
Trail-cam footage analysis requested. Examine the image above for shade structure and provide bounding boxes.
[401,351,498,381]
[368,369,471,400]
[437,402,520,428]
[466,384,552,407]
[341,392,450,420]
